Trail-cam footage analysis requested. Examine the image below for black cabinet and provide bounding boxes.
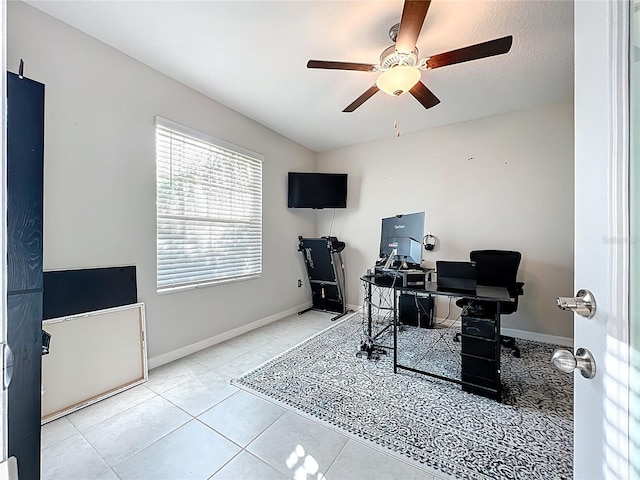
[7,72,45,480]
[460,315,501,399]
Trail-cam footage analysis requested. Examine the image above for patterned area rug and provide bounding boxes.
[232,313,573,480]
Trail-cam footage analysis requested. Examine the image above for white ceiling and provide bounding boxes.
[26,0,574,153]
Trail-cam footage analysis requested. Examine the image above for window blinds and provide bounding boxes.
[155,117,263,292]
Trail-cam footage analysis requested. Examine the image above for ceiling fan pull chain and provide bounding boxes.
[394,100,401,137]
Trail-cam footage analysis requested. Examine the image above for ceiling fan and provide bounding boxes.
[307,0,513,113]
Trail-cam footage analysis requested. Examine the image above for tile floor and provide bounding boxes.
[41,311,447,480]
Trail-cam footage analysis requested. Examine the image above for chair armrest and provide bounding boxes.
[514,282,525,296]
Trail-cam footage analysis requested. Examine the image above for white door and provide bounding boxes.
[573,1,632,478]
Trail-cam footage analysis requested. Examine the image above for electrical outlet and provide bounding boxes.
[297,279,302,288]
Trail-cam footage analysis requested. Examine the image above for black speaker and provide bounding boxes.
[398,294,434,328]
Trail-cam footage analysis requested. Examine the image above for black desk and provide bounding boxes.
[360,269,434,353]
[359,274,397,358]
[361,274,512,399]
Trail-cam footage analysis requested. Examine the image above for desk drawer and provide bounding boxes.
[461,335,497,360]
[461,316,495,339]
[461,354,498,381]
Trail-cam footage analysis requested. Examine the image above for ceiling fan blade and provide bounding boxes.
[426,35,513,69]
[409,81,440,109]
[342,85,380,112]
[396,0,432,54]
[307,60,376,72]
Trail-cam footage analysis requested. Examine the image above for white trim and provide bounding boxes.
[351,303,572,347]
[500,327,573,348]
[42,302,147,325]
[147,302,312,369]
[154,115,265,162]
[346,303,362,314]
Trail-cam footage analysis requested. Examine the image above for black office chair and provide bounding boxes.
[454,250,525,357]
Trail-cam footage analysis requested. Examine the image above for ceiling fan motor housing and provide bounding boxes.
[379,45,419,70]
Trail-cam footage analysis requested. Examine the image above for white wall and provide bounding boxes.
[7,1,316,363]
[317,101,574,340]
[7,1,574,359]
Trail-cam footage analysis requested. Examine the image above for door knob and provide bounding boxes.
[556,289,596,318]
[551,347,596,379]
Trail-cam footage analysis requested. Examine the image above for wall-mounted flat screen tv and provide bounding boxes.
[287,172,348,209]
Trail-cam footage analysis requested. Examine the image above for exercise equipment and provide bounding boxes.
[297,236,349,321]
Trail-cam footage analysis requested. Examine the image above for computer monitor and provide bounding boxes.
[379,212,425,268]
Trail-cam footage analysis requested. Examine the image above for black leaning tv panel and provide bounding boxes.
[43,266,137,320]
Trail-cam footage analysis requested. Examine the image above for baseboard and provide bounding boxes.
[354,302,573,347]
[500,327,573,347]
[147,302,312,369]
[346,304,363,314]
[192,304,573,356]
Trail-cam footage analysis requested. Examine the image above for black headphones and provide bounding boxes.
[423,234,437,251]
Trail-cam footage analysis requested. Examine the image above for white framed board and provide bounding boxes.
[41,302,147,424]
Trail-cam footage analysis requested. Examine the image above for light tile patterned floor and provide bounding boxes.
[41,310,447,480]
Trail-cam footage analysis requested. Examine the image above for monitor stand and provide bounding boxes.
[382,248,397,270]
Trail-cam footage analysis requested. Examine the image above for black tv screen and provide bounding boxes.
[288,172,347,209]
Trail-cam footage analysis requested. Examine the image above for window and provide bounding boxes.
[155,116,263,292]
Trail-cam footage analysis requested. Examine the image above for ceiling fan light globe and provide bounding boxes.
[376,65,421,96]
